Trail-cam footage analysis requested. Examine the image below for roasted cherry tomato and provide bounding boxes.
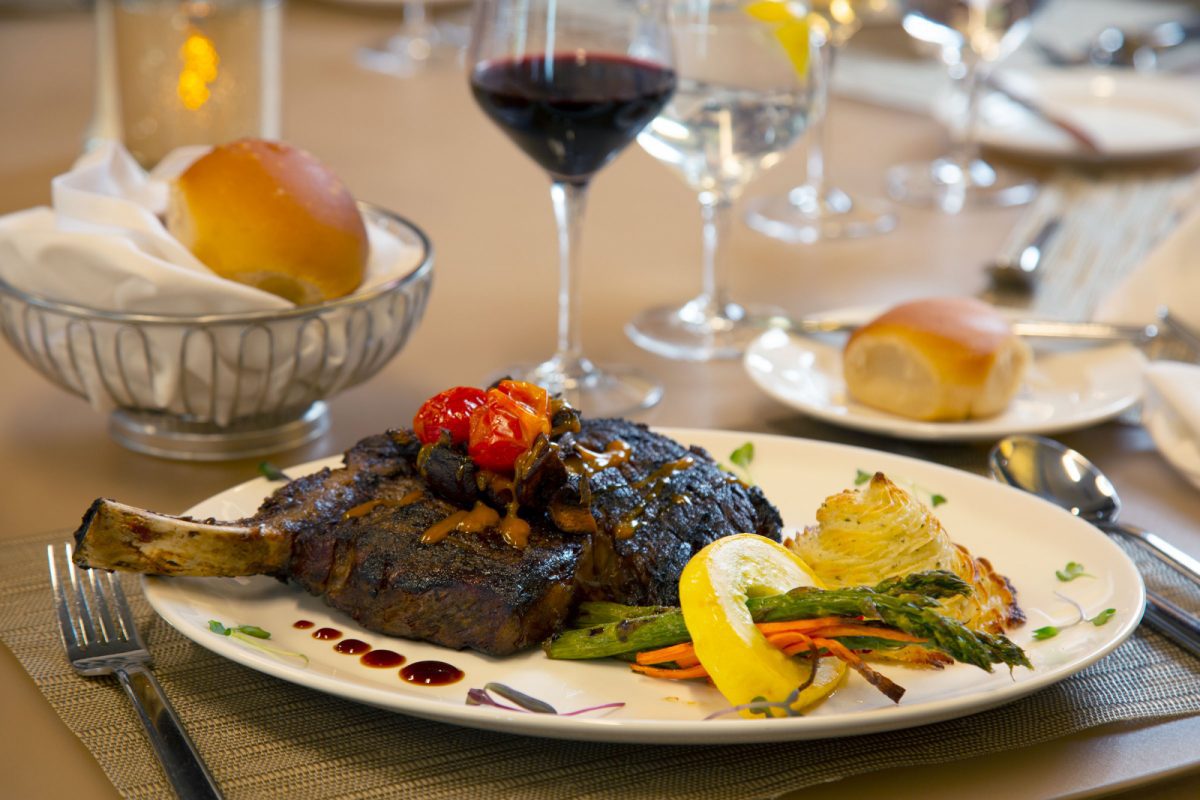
[412,386,486,445]
[467,383,552,472]
[493,380,550,421]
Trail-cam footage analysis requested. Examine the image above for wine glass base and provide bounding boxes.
[494,357,663,418]
[356,24,468,77]
[745,187,897,244]
[886,157,1037,214]
[626,300,783,362]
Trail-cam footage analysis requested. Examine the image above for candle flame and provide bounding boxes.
[178,29,219,110]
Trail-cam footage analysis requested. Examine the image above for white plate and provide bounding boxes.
[143,428,1143,744]
[963,68,1200,161]
[743,313,1145,442]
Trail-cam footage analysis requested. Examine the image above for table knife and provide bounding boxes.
[760,315,1161,344]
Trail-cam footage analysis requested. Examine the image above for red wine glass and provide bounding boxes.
[468,0,675,415]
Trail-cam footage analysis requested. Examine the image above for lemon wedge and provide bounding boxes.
[680,534,846,717]
[744,1,811,78]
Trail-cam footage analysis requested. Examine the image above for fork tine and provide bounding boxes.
[64,542,100,647]
[47,544,81,651]
[107,570,145,648]
[87,566,120,643]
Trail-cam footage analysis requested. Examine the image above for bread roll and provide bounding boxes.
[842,297,1030,421]
[168,139,368,305]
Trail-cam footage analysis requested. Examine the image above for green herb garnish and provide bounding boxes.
[854,469,872,486]
[209,620,271,639]
[1032,626,1059,640]
[725,442,756,484]
[1055,562,1091,582]
[930,494,947,507]
[208,619,308,665]
[1090,608,1116,626]
[258,461,291,481]
[730,442,754,469]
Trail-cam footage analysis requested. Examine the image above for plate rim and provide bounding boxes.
[142,427,1146,744]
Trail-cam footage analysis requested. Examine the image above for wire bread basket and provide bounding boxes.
[0,204,432,460]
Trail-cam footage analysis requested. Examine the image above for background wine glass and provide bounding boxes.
[745,0,898,244]
[888,0,1046,213]
[468,0,675,414]
[629,0,814,361]
[357,1,469,79]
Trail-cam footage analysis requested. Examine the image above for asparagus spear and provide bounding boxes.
[573,571,969,626]
[546,571,1030,671]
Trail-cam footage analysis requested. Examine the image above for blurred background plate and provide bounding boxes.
[957,68,1200,161]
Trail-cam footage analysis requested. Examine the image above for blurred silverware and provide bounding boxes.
[988,215,1062,292]
[986,75,1102,155]
[1036,19,1200,69]
[1159,307,1200,357]
[760,313,1160,344]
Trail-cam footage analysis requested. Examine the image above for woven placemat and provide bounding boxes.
[2,528,1197,800]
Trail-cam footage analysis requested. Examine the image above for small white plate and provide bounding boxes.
[948,68,1200,161]
[743,311,1145,442]
[142,429,1143,744]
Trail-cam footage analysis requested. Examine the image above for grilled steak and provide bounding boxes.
[74,420,782,655]
[570,419,783,605]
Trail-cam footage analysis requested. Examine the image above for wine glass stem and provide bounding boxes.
[803,37,837,204]
[950,57,985,173]
[698,192,734,313]
[550,179,590,366]
[402,1,432,40]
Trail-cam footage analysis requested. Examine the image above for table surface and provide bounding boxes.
[1,3,1198,798]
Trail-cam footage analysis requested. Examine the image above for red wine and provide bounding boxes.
[471,53,675,183]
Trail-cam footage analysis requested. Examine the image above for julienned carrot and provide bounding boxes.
[630,621,924,695]
[801,625,924,643]
[629,662,710,680]
[635,641,697,666]
[755,617,848,635]
[766,631,825,659]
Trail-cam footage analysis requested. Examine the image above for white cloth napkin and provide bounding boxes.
[1143,361,1200,489]
[1094,205,1200,330]
[1096,207,1200,489]
[0,141,423,425]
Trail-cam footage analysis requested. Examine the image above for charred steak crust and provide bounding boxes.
[288,486,584,656]
[571,418,784,606]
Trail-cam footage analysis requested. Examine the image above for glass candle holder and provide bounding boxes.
[96,0,282,167]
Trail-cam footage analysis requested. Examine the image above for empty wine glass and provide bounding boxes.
[357,1,469,78]
[888,0,1045,213]
[468,0,676,414]
[629,0,814,361]
[745,0,898,243]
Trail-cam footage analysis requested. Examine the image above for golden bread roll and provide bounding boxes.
[168,138,368,305]
[842,297,1030,421]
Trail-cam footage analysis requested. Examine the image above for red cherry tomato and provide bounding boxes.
[467,383,552,472]
[412,386,486,445]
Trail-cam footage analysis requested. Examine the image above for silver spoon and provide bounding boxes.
[987,216,1061,293]
[990,434,1200,655]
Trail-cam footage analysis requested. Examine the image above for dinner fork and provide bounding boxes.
[48,543,224,800]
